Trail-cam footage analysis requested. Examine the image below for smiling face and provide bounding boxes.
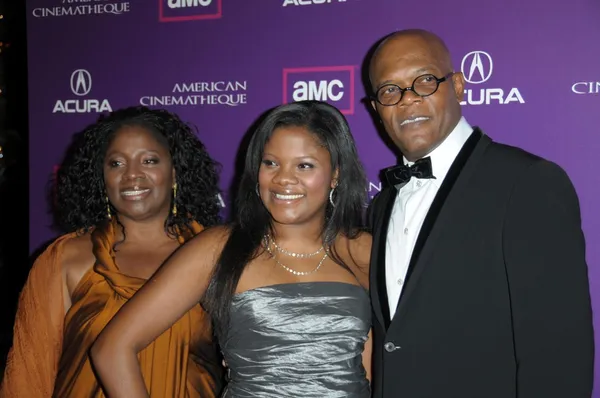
[103,125,175,222]
[370,32,465,161]
[258,125,338,227]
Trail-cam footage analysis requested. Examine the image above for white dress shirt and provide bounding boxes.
[385,117,474,318]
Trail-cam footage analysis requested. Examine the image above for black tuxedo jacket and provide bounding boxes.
[368,129,594,398]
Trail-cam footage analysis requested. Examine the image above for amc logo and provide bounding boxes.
[282,66,355,115]
[159,0,222,22]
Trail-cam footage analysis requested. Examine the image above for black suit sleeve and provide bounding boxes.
[503,160,594,397]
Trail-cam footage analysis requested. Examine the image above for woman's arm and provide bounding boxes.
[362,329,373,383]
[339,232,373,383]
[348,233,373,382]
[90,226,228,398]
[0,236,71,398]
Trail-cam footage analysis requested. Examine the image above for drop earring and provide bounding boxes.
[172,182,178,216]
[105,196,112,219]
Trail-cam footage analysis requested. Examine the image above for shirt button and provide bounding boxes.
[403,228,408,235]
[384,342,400,352]
[397,278,403,286]
[416,180,422,187]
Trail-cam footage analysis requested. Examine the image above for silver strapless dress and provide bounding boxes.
[219,282,371,397]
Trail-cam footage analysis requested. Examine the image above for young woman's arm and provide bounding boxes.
[90,227,228,397]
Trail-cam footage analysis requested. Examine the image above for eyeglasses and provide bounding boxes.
[373,72,454,106]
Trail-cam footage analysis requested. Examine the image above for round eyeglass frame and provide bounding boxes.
[373,72,455,106]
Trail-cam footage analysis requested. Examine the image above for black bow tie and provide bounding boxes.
[384,156,436,186]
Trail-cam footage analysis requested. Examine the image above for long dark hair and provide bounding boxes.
[203,100,368,336]
[54,106,221,237]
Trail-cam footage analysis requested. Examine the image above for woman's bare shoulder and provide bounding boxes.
[346,230,372,268]
[58,233,94,274]
[59,233,95,295]
[176,224,232,262]
[334,230,372,276]
[191,224,231,246]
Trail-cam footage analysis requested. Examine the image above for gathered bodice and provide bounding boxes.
[53,221,223,397]
[219,282,371,397]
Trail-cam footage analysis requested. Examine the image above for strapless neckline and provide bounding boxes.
[234,281,367,298]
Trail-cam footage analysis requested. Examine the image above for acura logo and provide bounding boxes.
[461,51,493,84]
[70,69,92,96]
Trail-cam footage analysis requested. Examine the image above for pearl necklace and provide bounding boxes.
[265,234,324,258]
[263,236,328,276]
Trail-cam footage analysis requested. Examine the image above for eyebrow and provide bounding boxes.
[414,66,436,74]
[377,65,439,88]
[105,149,163,158]
[262,153,320,161]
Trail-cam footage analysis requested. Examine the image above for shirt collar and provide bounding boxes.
[403,117,473,186]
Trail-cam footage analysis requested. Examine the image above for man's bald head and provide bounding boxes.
[367,29,465,161]
[369,29,454,89]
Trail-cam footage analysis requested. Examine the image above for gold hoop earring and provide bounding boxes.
[172,182,178,216]
[105,196,112,220]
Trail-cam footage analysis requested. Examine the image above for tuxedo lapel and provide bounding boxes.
[369,185,399,330]
[391,128,490,322]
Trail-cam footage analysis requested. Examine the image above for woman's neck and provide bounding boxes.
[269,220,327,254]
[113,214,174,245]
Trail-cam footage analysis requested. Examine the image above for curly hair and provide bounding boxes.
[53,106,221,236]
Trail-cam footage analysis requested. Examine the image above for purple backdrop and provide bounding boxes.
[27,0,600,393]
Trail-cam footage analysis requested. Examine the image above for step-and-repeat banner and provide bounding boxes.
[26,0,599,391]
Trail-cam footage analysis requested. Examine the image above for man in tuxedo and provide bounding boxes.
[367,29,594,398]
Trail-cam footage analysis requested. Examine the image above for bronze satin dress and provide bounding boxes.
[1,221,223,398]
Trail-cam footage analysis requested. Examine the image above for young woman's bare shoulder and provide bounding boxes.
[194,224,230,244]
[349,231,372,263]
[179,224,231,259]
[334,230,372,278]
[346,231,372,269]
